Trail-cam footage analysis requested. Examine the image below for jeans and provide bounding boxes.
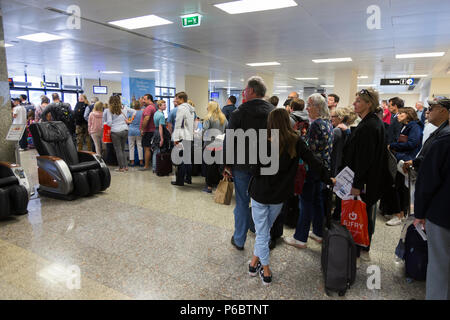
[152,147,160,171]
[426,219,450,300]
[111,130,128,168]
[232,169,253,247]
[251,199,283,266]
[294,175,325,243]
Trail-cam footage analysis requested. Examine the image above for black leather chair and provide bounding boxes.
[0,162,29,218]
[30,121,111,200]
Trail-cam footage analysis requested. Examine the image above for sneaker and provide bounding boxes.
[259,267,272,286]
[283,236,307,249]
[231,236,244,251]
[18,148,26,151]
[248,261,262,277]
[308,231,323,243]
[202,186,212,194]
[138,167,151,171]
[360,251,371,262]
[383,214,393,221]
[386,216,404,226]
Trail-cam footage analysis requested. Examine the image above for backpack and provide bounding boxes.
[74,103,87,125]
[55,103,76,134]
[291,114,309,137]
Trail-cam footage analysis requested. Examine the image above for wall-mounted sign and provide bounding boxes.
[63,85,82,90]
[40,81,60,88]
[181,13,202,28]
[13,81,31,87]
[93,86,108,94]
[6,124,26,141]
[380,78,415,86]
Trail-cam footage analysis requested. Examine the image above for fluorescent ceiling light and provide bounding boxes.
[1,42,13,48]
[396,52,445,59]
[357,84,376,87]
[397,74,428,78]
[135,69,159,72]
[358,75,368,79]
[240,79,244,81]
[208,80,226,83]
[101,71,123,74]
[108,15,173,30]
[222,87,237,89]
[320,85,334,88]
[214,0,298,14]
[246,61,280,67]
[295,77,318,80]
[62,73,80,76]
[277,85,293,88]
[312,57,352,63]
[17,32,65,42]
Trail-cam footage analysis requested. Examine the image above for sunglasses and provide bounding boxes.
[359,89,373,99]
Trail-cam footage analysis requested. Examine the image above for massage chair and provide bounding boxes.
[0,162,30,218]
[30,121,111,200]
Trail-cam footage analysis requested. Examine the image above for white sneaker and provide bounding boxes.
[360,251,371,262]
[308,231,323,243]
[383,214,393,221]
[283,236,307,249]
[386,216,404,226]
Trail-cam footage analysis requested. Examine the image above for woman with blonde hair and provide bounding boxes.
[202,101,228,193]
[88,101,105,156]
[105,95,131,172]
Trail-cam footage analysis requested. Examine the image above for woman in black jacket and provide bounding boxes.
[74,94,91,151]
[247,108,334,285]
[342,88,388,265]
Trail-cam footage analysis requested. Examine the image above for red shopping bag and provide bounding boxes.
[102,124,112,143]
[341,196,370,247]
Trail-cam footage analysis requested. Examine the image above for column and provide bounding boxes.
[0,11,15,162]
[333,69,358,108]
[429,78,450,100]
[185,75,208,119]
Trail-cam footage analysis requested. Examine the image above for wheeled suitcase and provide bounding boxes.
[156,152,172,176]
[321,187,356,296]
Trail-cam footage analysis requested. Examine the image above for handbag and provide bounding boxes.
[294,159,307,195]
[214,177,234,205]
[398,134,408,143]
[341,196,370,247]
[102,124,112,143]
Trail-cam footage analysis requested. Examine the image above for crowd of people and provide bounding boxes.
[9,77,449,299]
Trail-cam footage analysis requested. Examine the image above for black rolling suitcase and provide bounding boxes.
[156,152,172,176]
[321,187,356,296]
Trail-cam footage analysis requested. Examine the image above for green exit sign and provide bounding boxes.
[181,14,202,28]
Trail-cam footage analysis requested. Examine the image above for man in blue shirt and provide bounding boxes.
[153,100,167,172]
[221,96,237,122]
[167,99,178,134]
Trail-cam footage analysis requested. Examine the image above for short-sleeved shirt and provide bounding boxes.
[168,107,178,129]
[154,110,166,128]
[12,105,27,125]
[140,104,156,133]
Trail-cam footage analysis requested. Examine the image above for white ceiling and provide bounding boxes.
[2,0,450,93]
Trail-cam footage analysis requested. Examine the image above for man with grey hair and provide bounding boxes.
[224,76,275,250]
[415,101,427,125]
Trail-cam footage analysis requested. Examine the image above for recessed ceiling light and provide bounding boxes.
[240,79,245,81]
[295,77,319,80]
[17,32,65,42]
[313,57,352,63]
[397,74,428,78]
[277,85,293,88]
[214,0,297,14]
[357,84,376,87]
[320,85,334,88]
[1,42,13,48]
[246,62,280,67]
[135,69,160,72]
[208,80,226,83]
[395,52,445,59]
[100,71,123,74]
[108,15,173,30]
[358,75,368,79]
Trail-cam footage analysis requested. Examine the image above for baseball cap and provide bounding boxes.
[428,97,450,110]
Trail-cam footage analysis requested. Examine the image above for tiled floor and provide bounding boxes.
[0,149,425,300]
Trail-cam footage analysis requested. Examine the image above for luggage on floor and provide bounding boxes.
[156,152,172,176]
[404,223,428,281]
[321,187,356,296]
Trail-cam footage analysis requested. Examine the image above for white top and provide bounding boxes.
[105,109,128,133]
[422,122,438,145]
[12,105,27,125]
[172,103,195,142]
